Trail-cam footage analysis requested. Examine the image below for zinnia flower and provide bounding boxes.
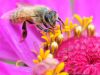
[0,0,71,75]
[0,0,100,75]
[55,36,100,75]
[55,15,100,75]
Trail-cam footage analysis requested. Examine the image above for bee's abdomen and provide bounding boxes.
[10,8,32,23]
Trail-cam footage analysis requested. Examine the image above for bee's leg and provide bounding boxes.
[26,20,34,24]
[21,21,27,41]
[58,17,65,33]
[36,25,50,32]
[58,17,64,26]
[43,22,49,28]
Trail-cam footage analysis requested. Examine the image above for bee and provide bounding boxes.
[1,4,64,40]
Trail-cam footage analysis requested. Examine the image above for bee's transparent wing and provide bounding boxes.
[16,3,33,8]
[1,9,16,20]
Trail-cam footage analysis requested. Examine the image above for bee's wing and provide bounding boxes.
[1,3,31,19]
[16,3,33,8]
[1,9,16,20]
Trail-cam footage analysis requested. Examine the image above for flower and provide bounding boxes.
[0,61,32,75]
[0,0,71,74]
[55,16,100,75]
[41,25,62,48]
[0,0,100,75]
[55,36,100,75]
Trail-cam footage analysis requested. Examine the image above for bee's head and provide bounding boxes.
[44,10,58,28]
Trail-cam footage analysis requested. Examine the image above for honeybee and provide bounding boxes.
[1,4,64,40]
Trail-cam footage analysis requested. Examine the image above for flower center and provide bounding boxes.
[40,15,99,75]
[54,36,100,74]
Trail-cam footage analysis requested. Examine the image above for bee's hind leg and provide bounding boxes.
[36,25,50,32]
[20,21,27,42]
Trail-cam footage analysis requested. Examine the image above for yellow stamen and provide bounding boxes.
[64,18,69,26]
[41,32,51,50]
[54,62,65,74]
[74,14,93,31]
[51,41,58,54]
[46,54,53,58]
[87,24,95,37]
[37,55,42,62]
[50,32,56,42]
[74,14,82,25]
[40,48,45,59]
[74,26,82,37]
[62,18,77,38]
[45,69,53,75]
[33,49,51,64]
[57,72,69,75]
[56,34,64,44]
[33,60,39,64]
[44,50,50,59]
[41,36,49,43]
[45,62,69,75]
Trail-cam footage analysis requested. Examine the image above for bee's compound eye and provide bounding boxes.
[50,10,56,17]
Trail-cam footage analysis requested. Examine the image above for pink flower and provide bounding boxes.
[0,0,71,74]
[0,0,100,75]
[0,61,32,75]
[55,36,100,75]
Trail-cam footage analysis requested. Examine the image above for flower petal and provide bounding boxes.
[74,0,100,34]
[0,62,32,75]
[0,20,41,67]
[0,0,72,67]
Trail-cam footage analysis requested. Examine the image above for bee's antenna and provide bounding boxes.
[57,20,62,34]
[57,17,64,33]
[58,17,64,26]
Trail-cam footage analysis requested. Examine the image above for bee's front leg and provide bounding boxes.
[43,22,49,28]
[21,21,27,41]
[58,17,64,25]
[36,25,51,32]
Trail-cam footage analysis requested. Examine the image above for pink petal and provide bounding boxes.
[0,19,41,67]
[74,0,100,35]
[0,61,32,75]
[0,0,72,66]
